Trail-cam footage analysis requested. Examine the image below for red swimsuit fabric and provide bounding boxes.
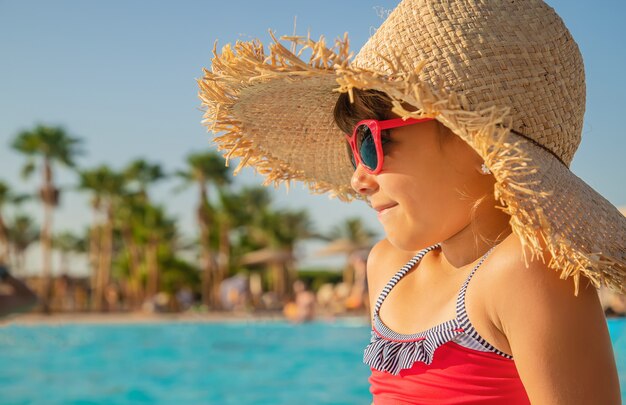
[369,341,530,405]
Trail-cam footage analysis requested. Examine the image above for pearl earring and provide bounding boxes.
[481,163,491,175]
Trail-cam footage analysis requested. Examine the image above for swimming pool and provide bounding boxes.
[1,318,624,404]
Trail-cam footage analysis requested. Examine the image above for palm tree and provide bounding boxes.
[252,208,316,301]
[123,159,166,200]
[231,187,275,253]
[110,196,180,309]
[115,193,147,309]
[329,217,377,245]
[176,151,230,308]
[51,230,86,312]
[53,231,86,275]
[0,181,32,267]
[214,190,240,295]
[147,204,178,300]
[78,165,125,311]
[0,180,14,264]
[6,214,39,275]
[118,159,166,308]
[208,186,274,307]
[11,125,82,309]
[0,181,31,268]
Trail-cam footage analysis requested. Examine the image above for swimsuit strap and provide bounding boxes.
[454,246,513,359]
[454,247,495,315]
[373,243,440,315]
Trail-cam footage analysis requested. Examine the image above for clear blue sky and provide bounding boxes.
[1,1,624,273]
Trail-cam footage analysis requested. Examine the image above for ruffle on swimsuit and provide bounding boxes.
[363,244,512,376]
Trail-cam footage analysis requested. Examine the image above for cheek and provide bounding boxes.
[378,175,445,249]
[377,135,489,247]
[384,162,484,246]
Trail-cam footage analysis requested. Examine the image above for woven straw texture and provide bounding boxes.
[198,0,625,294]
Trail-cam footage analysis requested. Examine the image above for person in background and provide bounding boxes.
[345,249,369,313]
[0,263,38,318]
[284,280,315,323]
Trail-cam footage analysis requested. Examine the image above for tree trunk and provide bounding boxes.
[95,203,114,312]
[197,180,214,309]
[145,238,159,299]
[14,247,25,276]
[40,201,53,310]
[271,261,285,301]
[88,211,101,311]
[40,159,55,313]
[122,227,144,309]
[343,261,355,288]
[0,214,9,265]
[212,219,230,309]
[199,213,213,308]
[285,250,297,301]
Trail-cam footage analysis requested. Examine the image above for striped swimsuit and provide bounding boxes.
[364,244,530,404]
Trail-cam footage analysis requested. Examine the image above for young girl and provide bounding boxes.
[199,0,625,403]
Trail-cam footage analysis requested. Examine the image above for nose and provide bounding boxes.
[350,164,378,196]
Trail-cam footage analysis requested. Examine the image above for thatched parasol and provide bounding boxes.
[314,239,370,257]
[239,248,293,266]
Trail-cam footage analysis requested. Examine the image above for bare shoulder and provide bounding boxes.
[484,234,601,326]
[485,234,621,404]
[484,233,606,342]
[365,239,416,309]
[367,239,415,276]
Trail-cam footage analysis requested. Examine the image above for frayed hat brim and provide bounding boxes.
[199,34,626,295]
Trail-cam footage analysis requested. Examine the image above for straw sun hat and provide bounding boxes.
[198,0,626,295]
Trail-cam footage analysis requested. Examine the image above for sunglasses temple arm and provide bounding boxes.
[378,117,434,130]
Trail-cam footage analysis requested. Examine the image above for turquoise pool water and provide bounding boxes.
[0,318,624,404]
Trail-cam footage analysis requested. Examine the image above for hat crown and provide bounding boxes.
[353,0,585,165]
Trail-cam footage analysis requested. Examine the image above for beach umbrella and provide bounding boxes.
[314,239,370,257]
[240,248,295,299]
[314,239,372,288]
[239,248,292,265]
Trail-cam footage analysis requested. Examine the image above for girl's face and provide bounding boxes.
[350,120,495,251]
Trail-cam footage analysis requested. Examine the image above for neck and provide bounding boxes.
[438,200,512,268]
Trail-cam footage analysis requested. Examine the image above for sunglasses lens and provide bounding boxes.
[356,124,378,170]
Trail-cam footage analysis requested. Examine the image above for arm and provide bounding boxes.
[0,265,39,318]
[490,247,621,404]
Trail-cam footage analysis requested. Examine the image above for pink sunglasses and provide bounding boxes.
[345,117,434,174]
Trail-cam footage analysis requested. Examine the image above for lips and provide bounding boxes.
[373,202,398,214]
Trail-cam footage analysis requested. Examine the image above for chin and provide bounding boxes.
[385,229,441,252]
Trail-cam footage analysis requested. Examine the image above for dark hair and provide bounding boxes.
[333,89,393,134]
[333,89,454,146]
